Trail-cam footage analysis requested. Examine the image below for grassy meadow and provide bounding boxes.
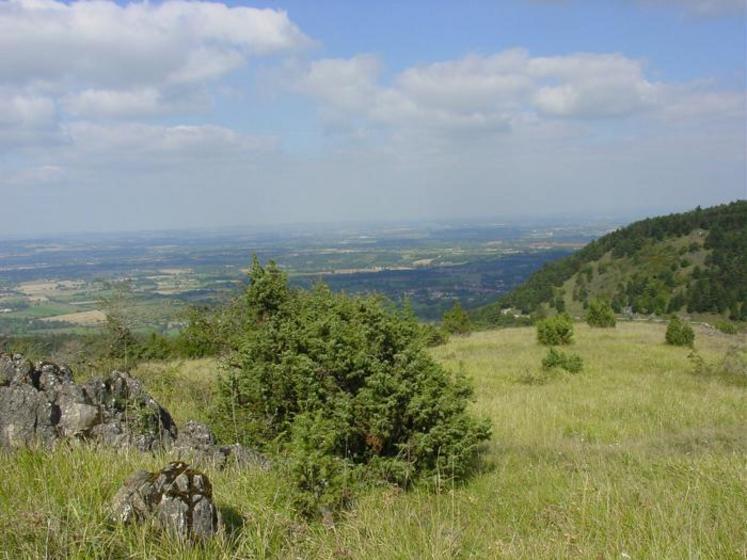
[1,321,745,559]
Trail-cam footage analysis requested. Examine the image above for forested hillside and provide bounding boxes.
[473,201,747,324]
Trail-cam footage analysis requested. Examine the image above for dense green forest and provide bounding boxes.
[473,201,747,324]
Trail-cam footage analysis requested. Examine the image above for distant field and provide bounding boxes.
[0,221,606,334]
[40,309,107,325]
[1,321,744,558]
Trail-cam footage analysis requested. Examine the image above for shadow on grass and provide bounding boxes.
[219,505,245,535]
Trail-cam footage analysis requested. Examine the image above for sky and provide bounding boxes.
[0,0,745,236]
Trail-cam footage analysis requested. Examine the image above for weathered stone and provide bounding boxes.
[177,420,216,448]
[56,383,99,437]
[110,462,221,540]
[81,370,178,452]
[0,353,268,472]
[0,354,14,386]
[220,442,273,471]
[0,382,57,449]
[158,493,190,536]
[191,497,218,537]
[0,353,176,452]
[109,469,157,524]
[173,420,271,470]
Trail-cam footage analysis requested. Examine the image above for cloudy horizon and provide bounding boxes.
[1,0,745,235]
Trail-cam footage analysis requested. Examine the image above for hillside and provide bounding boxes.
[1,322,745,558]
[473,201,747,324]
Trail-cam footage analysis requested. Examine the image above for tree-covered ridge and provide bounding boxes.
[474,201,747,323]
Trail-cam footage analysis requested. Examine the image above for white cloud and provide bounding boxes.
[62,89,163,118]
[0,0,310,120]
[297,56,382,114]
[7,165,65,185]
[62,122,277,163]
[295,49,745,139]
[61,87,210,118]
[0,93,56,127]
[0,91,61,149]
[0,0,309,89]
[295,49,672,135]
[528,53,661,117]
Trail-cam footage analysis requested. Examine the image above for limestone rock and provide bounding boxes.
[110,461,221,540]
[0,353,267,471]
[0,353,176,451]
[174,420,271,470]
[81,370,177,451]
[0,382,57,448]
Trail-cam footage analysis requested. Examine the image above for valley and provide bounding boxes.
[0,219,611,335]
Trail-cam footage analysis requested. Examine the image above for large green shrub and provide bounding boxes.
[665,316,695,347]
[586,299,616,328]
[536,314,574,346]
[212,260,491,515]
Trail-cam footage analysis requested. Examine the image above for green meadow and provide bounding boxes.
[1,321,745,559]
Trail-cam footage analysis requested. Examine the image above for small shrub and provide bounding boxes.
[689,347,747,387]
[442,302,472,335]
[665,316,695,347]
[585,299,616,328]
[536,314,574,346]
[714,320,738,335]
[542,348,584,373]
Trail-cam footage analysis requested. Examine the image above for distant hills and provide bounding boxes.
[473,201,747,324]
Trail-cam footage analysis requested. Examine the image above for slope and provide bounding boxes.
[473,201,747,324]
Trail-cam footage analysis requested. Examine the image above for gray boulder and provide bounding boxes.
[0,382,57,448]
[0,353,267,471]
[0,353,176,451]
[173,419,271,471]
[81,370,177,451]
[110,461,222,540]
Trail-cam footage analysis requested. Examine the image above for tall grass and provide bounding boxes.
[1,322,745,558]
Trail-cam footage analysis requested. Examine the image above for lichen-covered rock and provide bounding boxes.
[0,353,267,470]
[81,370,177,451]
[0,382,57,448]
[0,353,176,451]
[110,462,221,540]
[0,354,17,386]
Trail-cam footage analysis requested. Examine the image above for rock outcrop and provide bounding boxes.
[0,353,176,451]
[0,353,268,469]
[110,461,222,540]
[173,420,271,470]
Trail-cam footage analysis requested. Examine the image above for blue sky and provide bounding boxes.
[0,0,744,234]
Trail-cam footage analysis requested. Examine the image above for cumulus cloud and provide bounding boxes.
[295,49,672,136]
[0,0,310,121]
[294,48,745,141]
[0,0,309,88]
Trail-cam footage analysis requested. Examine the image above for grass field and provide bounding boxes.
[1,322,745,559]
